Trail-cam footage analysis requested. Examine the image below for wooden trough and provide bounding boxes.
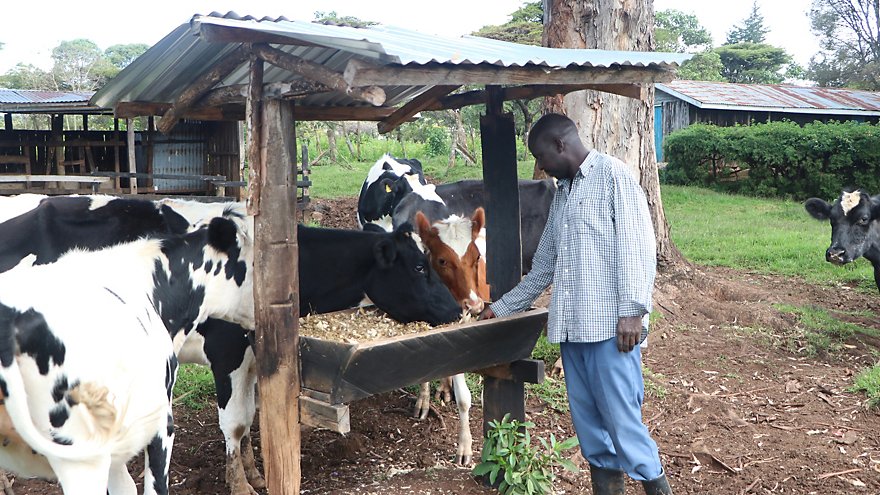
[299,308,548,411]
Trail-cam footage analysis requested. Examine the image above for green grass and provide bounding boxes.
[173,364,216,411]
[851,365,880,407]
[527,377,569,412]
[773,304,879,356]
[643,366,668,399]
[661,185,876,291]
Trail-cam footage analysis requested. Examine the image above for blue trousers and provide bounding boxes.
[560,338,662,481]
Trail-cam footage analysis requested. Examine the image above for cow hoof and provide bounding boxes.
[248,474,266,490]
[457,453,472,466]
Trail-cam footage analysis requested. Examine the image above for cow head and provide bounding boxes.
[363,223,461,326]
[415,208,490,315]
[357,155,426,230]
[805,190,880,265]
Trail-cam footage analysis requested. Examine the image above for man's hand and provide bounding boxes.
[616,316,642,352]
[478,307,496,320]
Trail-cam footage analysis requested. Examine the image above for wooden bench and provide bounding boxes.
[0,175,110,194]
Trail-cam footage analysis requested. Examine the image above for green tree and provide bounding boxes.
[472,2,543,45]
[807,0,880,89]
[715,42,792,84]
[104,43,150,70]
[655,9,712,53]
[50,39,106,91]
[725,2,769,44]
[0,63,52,89]
[677,52,725,81]
[313,11,377,28]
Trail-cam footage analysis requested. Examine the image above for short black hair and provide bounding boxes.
[528,113,579,149]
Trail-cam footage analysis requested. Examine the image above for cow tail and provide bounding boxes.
[0,359,107,462]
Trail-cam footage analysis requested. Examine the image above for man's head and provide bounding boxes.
[528,113,589,180]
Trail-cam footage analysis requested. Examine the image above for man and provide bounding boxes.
[480,113,672,495]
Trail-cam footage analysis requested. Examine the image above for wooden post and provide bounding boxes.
[480,85,526,434]
[146,116,155,191]
[237,121,246,201]
[3,113,11,131]
[126,118,137,194]
[82,114,89,131]
[246,55,264,214]
[113,118,121,191]
[252,98,301,495]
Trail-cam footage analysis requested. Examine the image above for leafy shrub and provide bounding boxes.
[425,126,450,157]
[473,413,579,495]
[662,121,880,199]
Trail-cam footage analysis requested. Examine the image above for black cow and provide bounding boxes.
[357,154,426,230]
[0,194,460,494]
[805,189,880,292]
[391,179,556,272]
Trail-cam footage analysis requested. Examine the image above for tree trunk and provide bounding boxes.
[326,125,338,163]
[541,0,684,269]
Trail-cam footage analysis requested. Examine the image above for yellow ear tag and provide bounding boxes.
[385,184,392,193]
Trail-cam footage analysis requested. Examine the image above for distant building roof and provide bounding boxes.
[0,89,109,114]
[656,80,880,117]
[93,11,690,111]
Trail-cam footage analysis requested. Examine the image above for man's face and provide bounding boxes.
[529,136,571,180]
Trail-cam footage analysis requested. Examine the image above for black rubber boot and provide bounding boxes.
[641,472,673,495]
[589,464,626,495]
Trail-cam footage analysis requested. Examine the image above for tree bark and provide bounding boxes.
[541,0,684,268]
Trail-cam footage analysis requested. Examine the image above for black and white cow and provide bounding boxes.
[0,194,461,494]
[805,189,880,292]
[0,208,254,494]
[357,154,426,231]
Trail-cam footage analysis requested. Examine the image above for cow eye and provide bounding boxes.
[438,258,447,266]
[859,216,870,225]
[414,263,426,274]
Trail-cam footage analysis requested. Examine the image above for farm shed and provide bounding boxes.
[92,12,688,494]
[654,80,880,161]
[0,88,242,196]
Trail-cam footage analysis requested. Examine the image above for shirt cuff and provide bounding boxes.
[489,299,515,318]
[618,301,648,318]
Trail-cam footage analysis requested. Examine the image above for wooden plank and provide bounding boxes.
[427,83,646,112]
[113,119,121,191]
[377,85,460,134]
[344,58,674,86]
[0,175,109,184]
[252,43,386,106]
[477,359,545,384]
[126,120,136,194]
[157,45,250,134]
[245,56,264,215]
[253,97,301,495]
[117,100,400,122]
[199,81,333,107]
[3,114,11,131]
[480,87,522,299]
[300,309,548,404]
[299,395,351,434]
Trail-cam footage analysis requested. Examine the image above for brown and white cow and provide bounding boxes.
[413,207,491,465]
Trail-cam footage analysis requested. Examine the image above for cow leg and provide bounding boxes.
[218,347,262,495]
[108,460,137,495]
[413,382,431,420]
[434,376,453,405]
[143,424,174,495]
[450,373,473,465]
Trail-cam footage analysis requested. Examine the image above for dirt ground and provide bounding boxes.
[8,196,880,494]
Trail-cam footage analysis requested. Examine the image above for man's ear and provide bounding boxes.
[554,136,565,154]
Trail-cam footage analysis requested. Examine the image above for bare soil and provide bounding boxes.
[8,196,880,494]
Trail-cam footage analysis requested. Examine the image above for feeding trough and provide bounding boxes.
[299,308,548,405]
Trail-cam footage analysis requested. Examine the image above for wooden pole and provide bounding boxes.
[480,85,525,435]
[126,118,137,194]
[252,99,302,495]
[113,118,121,191]
[246,56,264,215]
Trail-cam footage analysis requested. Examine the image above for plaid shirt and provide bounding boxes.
[490,150,656,344]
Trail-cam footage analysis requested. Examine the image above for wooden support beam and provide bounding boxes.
[125,119,137,194]
[252,43,386,106]
[300,391,350,434]
[198,80,334,108]
[477,359,545,383]
[377,84,460,134]
[157,45,250,134]
[253,98,301,495]
[427,83,646,112]
[3,113,12,131]
[245,56,264,215]
[117,100,401,122]
[344,58,674,86]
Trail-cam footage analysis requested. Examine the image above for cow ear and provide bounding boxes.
[471,207,485,238]
[415,212,432,238]
[208,217,238,253]
[160,204,190,234]
[804,198,831,220]
[373,238,397,269]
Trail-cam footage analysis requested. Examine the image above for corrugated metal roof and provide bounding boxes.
[0,89,109,114]
[93,12,690,110]
[656,80,880,117]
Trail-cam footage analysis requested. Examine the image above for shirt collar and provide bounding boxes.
[559,151,598,189]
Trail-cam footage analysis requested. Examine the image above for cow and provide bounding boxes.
[805,189,880,292]
[357,154,426,231]
[0,207,254,494]
[0,194,461,494]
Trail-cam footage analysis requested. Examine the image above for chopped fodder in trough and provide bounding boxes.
[299,308,474,343]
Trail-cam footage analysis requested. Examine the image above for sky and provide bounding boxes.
[0,0,821,75]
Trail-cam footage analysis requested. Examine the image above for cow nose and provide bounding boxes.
[464,295,484,315]
[826,248,847,265]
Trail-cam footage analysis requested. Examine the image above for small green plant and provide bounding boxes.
[472,413,579,495]
[173,364,216,410]
[527,376,569,412]
[851,364,880,407]
[643,366,668,399]
[773,304,878,356]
